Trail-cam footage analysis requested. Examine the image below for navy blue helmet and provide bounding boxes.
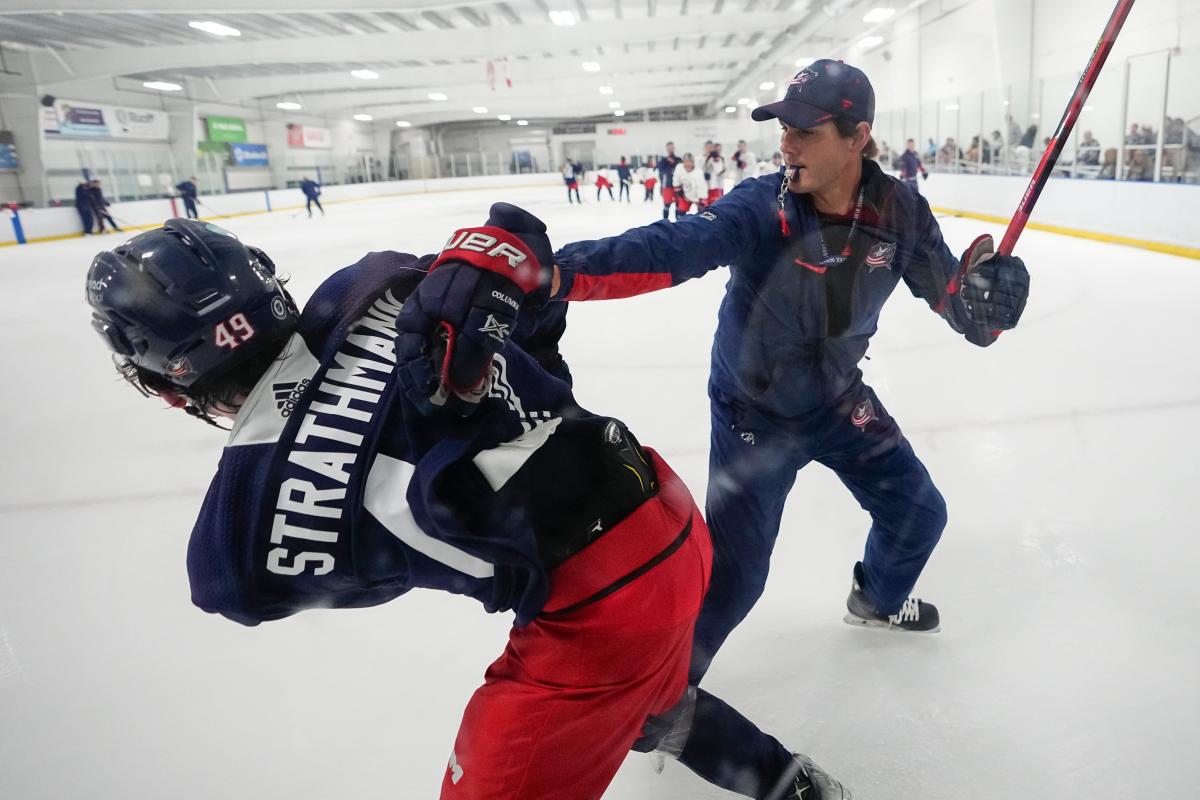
[85,218,298,389]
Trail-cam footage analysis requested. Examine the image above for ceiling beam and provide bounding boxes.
[202,47,763,100]
[1,1,511,13]
[292,72,729,113]
[352,89,716,124]
[30,12,799,83]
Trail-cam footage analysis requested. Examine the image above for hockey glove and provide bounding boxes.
[396,224,543,416]
[483,202,555,307]
[957,234,1030,342]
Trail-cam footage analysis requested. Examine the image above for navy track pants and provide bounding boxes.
[689,381,947,684]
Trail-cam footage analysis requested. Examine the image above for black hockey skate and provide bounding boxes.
[778,753,851,800]
[844,565,940,633]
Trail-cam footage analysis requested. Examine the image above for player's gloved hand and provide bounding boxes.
[956,233,1030,343]
[396,222,543,416]
[921,170,929,181]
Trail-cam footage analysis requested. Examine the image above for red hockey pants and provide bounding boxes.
[440,450,712,799]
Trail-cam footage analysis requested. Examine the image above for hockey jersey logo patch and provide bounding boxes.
[864,241,897,272]
[850,398,877,430]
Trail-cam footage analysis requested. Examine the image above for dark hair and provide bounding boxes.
[834,116,879,159]
[118,329,291,428]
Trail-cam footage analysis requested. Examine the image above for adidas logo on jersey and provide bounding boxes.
[273,378,311,417]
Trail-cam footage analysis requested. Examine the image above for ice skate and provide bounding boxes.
[776,753,851,800]
[844,567,940,633]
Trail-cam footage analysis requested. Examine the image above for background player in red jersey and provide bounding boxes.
[657,141,684,220]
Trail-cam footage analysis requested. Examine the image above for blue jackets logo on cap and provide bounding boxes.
[790,69,818,90]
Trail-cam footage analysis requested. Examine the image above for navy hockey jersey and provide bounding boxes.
[186,251,598,627]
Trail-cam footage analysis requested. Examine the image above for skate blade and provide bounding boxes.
[843,612,940,634]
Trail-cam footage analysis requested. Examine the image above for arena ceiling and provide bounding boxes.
[0,0,924,125]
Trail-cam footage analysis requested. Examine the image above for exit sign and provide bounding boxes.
[607,127,627,135]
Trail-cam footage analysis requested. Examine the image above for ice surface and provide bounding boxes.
[1,186,1198,799]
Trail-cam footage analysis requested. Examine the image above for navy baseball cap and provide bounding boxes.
[751,59,875,128]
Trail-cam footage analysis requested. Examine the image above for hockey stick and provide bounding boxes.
[997,0,1136,256]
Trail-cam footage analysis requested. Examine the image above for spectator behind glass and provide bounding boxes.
[1100,147,1117,179]
[1079,130,1101,166]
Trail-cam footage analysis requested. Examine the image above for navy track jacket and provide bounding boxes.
[554,159,978,419]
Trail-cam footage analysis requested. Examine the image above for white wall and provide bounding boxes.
[920,170,1198,248]
[849,0,1198,113]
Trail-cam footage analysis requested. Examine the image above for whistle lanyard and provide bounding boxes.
[815,185,865,267]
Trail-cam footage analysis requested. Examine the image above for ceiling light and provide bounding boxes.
[737,97,752,105]
[143,81,182,92]
[613,110,625,117]
[599,86,614,95]
[276,101,302,110]
[549,10,577,25]
[428,92,448,101]
[725,106,737,113]
[396,120,412,127]
[608,101,621,109]
[759,81,776,91]
[862,7,895,23]
[473,106,488,113]
[188,20,240,37]
[582,61,601,72]
[516,119,529,126]
[350,69,380,80]
[498,114,512,121]
[354,113,373,121]
[856,35,884,50]
[794,56,816,67]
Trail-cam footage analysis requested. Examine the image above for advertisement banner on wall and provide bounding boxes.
[303,127,332,148]
[229,143,269,167]
[206,116,248,143]
[0,144,17,171]
[42,100,169,140]
[286,124,332,149]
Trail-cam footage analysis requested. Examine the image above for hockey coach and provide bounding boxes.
[549,58,1032,683]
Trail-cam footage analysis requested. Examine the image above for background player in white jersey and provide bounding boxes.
[757,151,784,176]
[704,142,727,206]
[672,153,709,216]
[733,139,757,182]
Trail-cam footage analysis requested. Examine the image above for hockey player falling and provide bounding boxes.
[85,209,850,799]
[549,58,1032,688]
